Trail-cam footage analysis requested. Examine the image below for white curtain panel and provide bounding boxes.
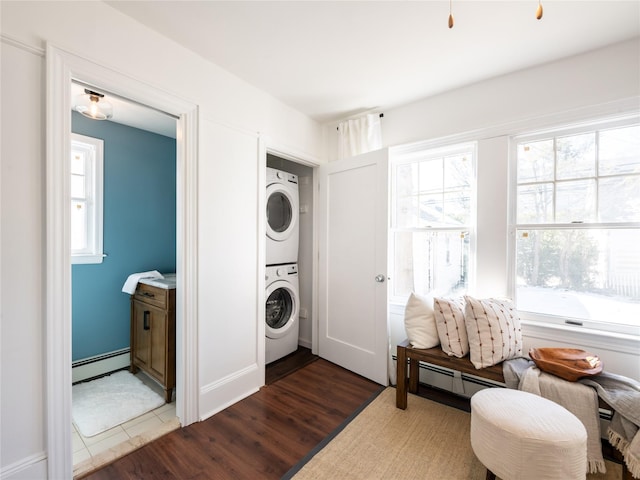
[337,113,382,159]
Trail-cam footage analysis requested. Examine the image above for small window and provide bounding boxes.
[71,133,104,264]
[512,118,640,336]
[390,142,476,303]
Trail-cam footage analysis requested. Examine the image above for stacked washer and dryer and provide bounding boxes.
[265,167,300,364]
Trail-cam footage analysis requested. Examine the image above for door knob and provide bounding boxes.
[375,274,386,283]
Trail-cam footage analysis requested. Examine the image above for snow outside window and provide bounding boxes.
[511,117,640,336]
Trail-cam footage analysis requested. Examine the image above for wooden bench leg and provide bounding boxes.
[396,344,408,409]
[408,357,419,394]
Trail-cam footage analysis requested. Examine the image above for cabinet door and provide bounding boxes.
[132,300,167,383]
[132,300,151,369]
[149,307,168,382]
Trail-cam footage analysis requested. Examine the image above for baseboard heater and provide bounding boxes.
[72,348,130,384]
[392,355,613,424]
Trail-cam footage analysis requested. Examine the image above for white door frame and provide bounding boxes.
[46,44,199,479]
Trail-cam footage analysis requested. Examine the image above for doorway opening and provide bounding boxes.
[69,82,180,474]
[264,153,317,364]
[46,45,199,479]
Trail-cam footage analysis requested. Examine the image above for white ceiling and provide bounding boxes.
[101,1,639,131]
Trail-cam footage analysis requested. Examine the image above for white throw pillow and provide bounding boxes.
[404,292,439,349]
[434,297,468,358]
[464,296,523,369]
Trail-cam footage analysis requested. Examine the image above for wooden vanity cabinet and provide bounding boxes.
[130,282,176,403]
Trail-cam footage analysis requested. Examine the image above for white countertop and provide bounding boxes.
[138,273,176,289]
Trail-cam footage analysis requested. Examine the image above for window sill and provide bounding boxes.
[71,254,105,265]
[520,319,640,355]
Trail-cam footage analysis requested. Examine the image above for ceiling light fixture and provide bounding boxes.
[536,0,544,20]
[448,1,543,28]
[74,89,113,120]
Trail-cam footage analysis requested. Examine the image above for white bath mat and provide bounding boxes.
[72,370,165,438]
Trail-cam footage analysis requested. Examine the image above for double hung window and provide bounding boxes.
[390,143,476,303]
[512,117,640,335]
[71,133,104,264]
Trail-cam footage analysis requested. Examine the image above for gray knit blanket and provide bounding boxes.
[581,370,640,478]
[503,358,640,478]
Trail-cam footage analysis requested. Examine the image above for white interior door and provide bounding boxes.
[318,148,389,385]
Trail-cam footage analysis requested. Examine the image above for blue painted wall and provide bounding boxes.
[72,112,176,361]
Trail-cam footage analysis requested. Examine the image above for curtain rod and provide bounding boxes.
[337,113,384,130]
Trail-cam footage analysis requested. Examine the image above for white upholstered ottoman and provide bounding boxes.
[470,388,587,480]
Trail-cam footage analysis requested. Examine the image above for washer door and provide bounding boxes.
[266,183,297,242]
[265,281,298,339]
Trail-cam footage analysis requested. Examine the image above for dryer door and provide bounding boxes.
[265,280,298,339]
[266,184,298,241]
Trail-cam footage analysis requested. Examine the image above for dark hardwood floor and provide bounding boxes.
[80,351,383,479]
[265,347,319,385]
[76,348,625,479]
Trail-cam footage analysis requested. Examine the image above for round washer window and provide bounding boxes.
[267,192,292,233]
[266,288,293,330]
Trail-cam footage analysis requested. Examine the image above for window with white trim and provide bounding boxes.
[71,133,104,264]
[512,117,640,336]
[390,142,476,303]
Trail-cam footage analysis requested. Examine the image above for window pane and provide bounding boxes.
[517,139,554,183]
[517,183,553,223]
[443,190,471,225]
[396,162,418,196]
[516,228,640,327]
[396,195,419,228]
[599,125,640,176]
[556,132,595,180]
[444,153,472,189]
[393,230,468,298]
[71,151,85,175]
[71,173,85,198]
[71,200,87,251]
[419,193,443,226]
[556,179,596,223]
[419,158,443,193]
[599,175,640,222]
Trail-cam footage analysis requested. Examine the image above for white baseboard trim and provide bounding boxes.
[0,451,47,480]
[72,349,130,383]
[199,364,261,421]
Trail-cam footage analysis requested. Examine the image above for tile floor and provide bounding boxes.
[72,401,176,465]
[72,371,177,467]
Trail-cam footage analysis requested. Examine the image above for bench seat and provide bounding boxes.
[396,338,506,409]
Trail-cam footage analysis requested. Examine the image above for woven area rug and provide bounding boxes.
[288,387,621,480]
[72,370,165,438]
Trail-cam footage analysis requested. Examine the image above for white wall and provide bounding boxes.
[1,1,323,477]
[369,38,640,382]
[326,39,640,157]
[0,40,48,480]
